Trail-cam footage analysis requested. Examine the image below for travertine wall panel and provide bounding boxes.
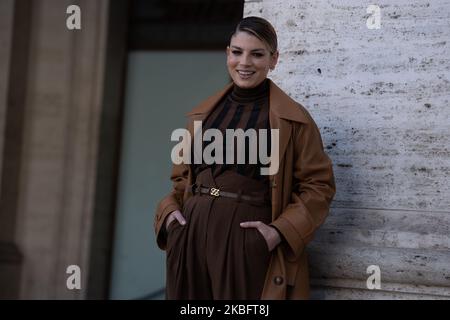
[245,0,450,298]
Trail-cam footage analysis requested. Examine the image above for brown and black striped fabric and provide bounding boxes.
[192,78,271,182]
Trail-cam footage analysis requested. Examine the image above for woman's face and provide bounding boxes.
[226,31,278,89]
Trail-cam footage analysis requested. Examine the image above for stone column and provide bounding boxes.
[0,1,14,190]
[0,0,30,299]
[0,0,110,299]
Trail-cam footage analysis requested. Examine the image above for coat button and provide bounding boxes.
[274,276,284,285]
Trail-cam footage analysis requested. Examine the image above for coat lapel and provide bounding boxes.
[268,80,308,160]
[186,82,234,118]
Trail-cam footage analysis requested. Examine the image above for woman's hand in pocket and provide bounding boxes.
[165,210,186,231]
[240,221,281,251]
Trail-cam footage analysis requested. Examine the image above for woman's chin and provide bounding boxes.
[233,78,258,88]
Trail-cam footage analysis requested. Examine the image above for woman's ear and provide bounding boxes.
[271,50,279,69]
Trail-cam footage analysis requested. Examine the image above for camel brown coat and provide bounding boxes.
[154,78,336,299]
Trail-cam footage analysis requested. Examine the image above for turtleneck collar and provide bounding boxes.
[229,78,269,103]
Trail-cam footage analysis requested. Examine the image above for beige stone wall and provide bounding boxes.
[244,0,450,299]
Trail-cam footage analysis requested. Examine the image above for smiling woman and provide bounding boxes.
[154,16,336,300]
[227,19,278,88]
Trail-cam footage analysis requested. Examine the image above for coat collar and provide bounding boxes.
[186,78,308,124]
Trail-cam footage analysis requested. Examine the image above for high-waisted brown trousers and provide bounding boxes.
[165,169,272,299]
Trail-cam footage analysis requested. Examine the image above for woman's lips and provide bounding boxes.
[237,70,255,79]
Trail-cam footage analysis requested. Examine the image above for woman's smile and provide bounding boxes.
[237,70,256,79]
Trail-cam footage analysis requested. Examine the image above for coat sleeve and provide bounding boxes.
[270,111,336,261]
[154,161,190,250]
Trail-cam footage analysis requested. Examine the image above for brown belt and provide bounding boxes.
[191,183,269,204]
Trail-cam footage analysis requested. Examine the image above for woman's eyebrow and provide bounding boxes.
[231,46,265,52]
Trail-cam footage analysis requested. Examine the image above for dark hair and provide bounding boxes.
[231,16,278,55]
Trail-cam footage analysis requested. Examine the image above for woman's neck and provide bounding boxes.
[230,78,269,103]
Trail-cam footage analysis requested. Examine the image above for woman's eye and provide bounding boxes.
[231,51,263,57]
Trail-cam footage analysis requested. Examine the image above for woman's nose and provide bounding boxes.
[239,53,252,66]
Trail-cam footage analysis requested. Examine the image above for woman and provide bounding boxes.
[154,16,336,299]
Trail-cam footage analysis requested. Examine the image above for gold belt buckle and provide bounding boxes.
[210,187,220,197]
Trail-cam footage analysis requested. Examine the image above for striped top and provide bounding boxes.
[192,78,271,182]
